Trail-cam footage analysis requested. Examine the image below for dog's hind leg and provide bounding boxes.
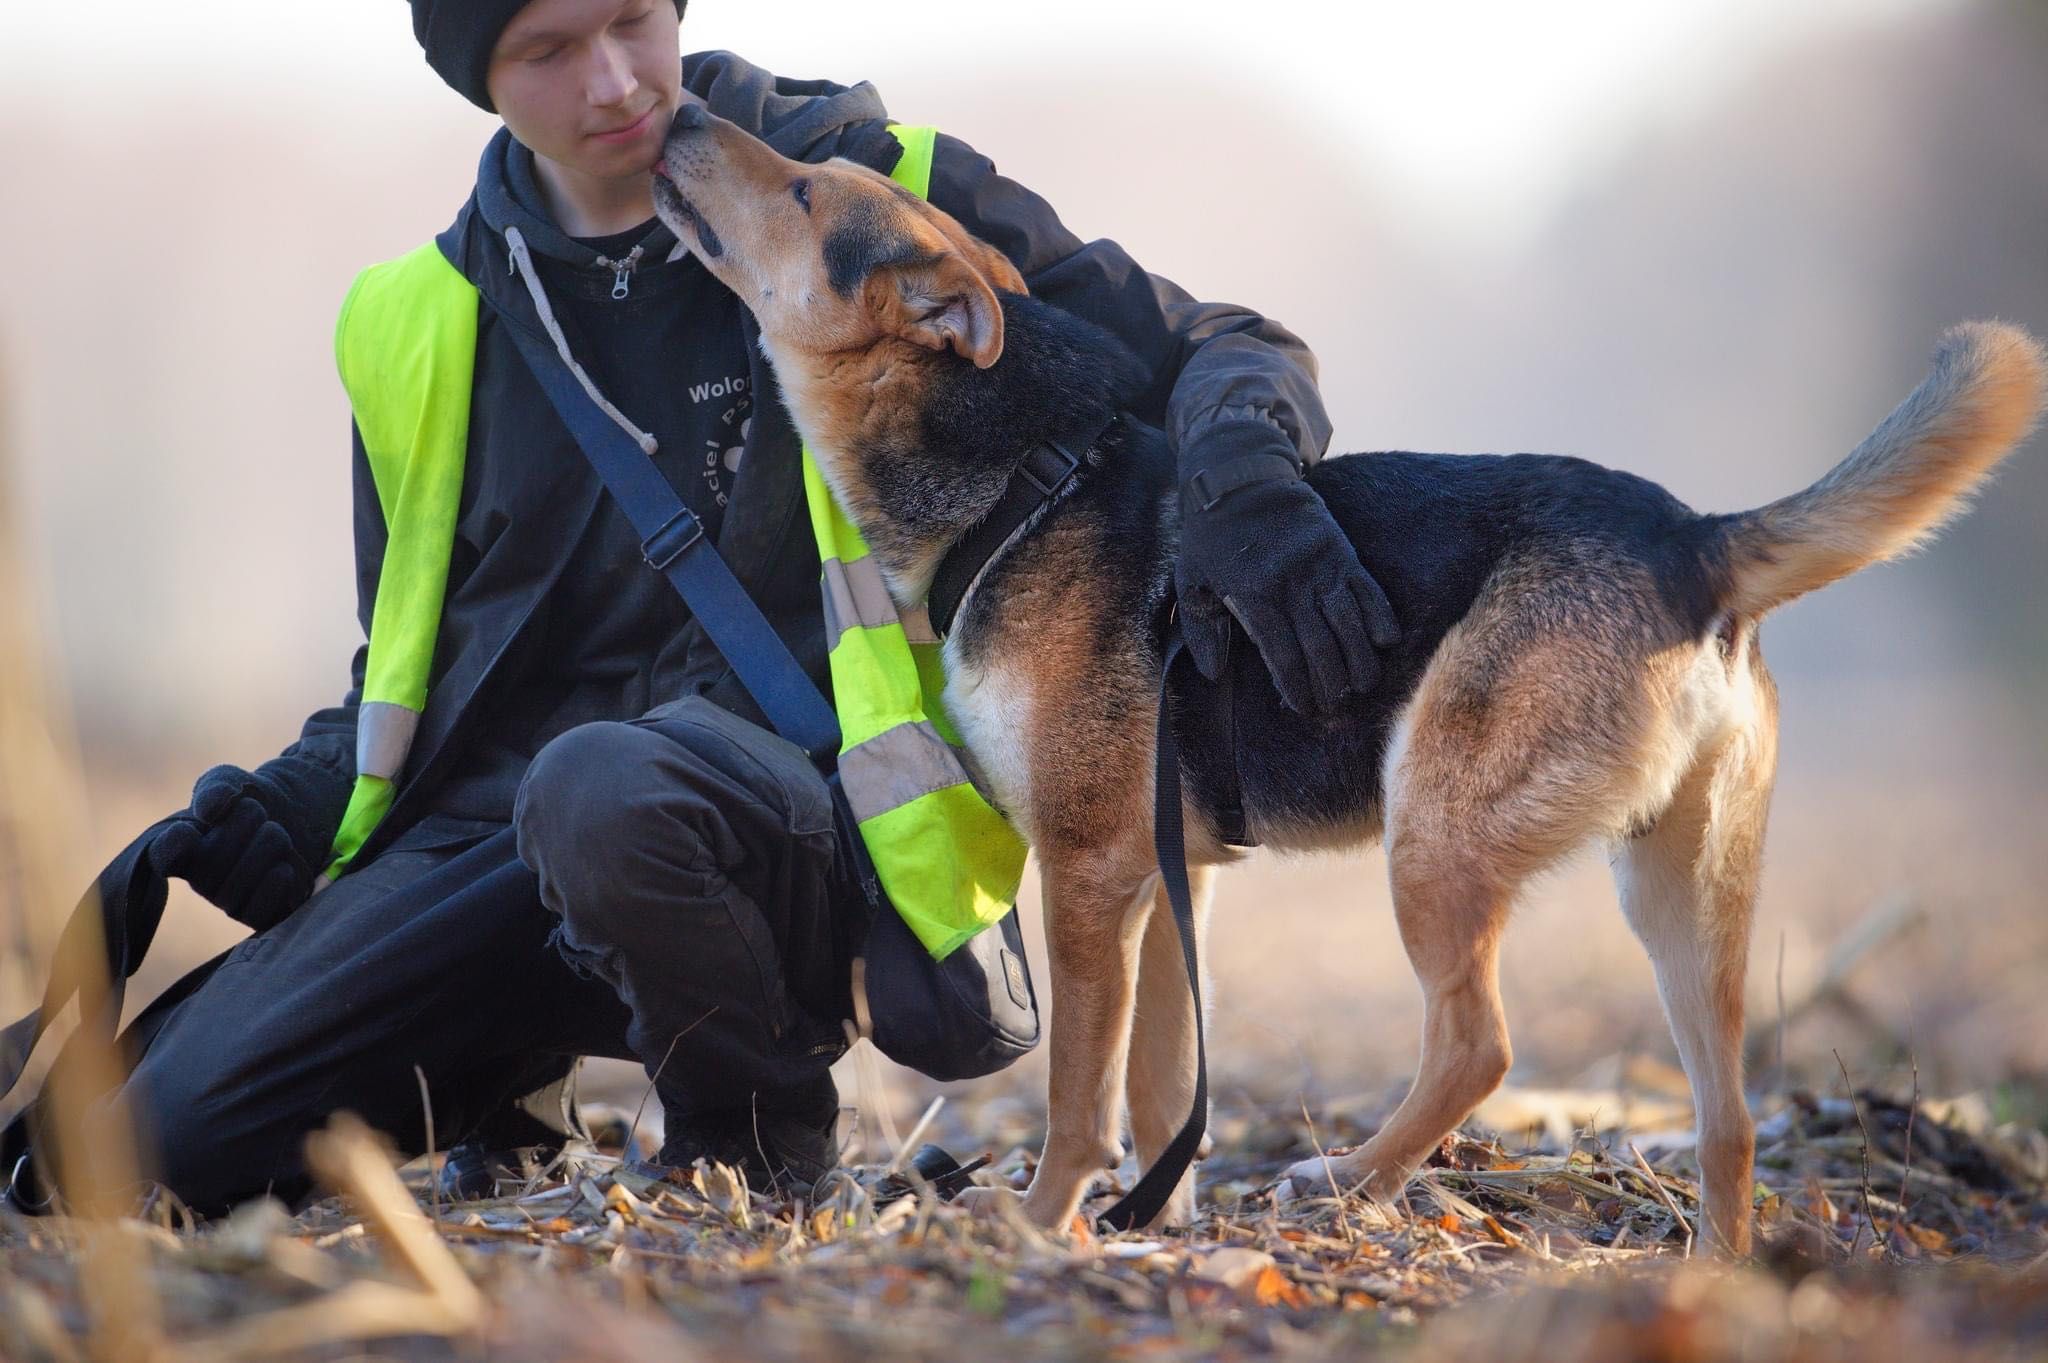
[1614,655,1777,1257]
[1279,554,1684,1209]
[1281,824,1517,1205]
[1122,861,1217,1228]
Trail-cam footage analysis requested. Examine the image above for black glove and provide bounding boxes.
[1176,433,1400,714]
[148,762,347,931]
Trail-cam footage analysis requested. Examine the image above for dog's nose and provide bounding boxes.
[673,102,709,132]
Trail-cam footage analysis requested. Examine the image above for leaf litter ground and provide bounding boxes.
[5,1072,2048,1362]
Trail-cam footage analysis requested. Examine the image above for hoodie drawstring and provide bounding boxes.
[503,224,660,457]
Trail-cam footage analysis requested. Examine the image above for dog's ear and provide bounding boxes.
[890,250,1006,369]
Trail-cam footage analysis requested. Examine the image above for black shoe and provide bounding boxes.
[630,1095,841,1195]
[433,1140,561,1201]
[870,1144,991,1205]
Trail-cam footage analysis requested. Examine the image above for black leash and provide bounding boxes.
[0,818,182,1107]
[1097,621,1208,1232]
[924,421,1213,1233]
[1,817,187,1211]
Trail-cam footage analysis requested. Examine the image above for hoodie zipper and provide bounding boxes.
[594,244,645,300]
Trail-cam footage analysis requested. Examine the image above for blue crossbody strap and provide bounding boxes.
[495,271,842,765]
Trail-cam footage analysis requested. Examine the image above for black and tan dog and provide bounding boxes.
[650,102,2044,1254]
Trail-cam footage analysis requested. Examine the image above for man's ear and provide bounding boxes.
[893,251,1006,369]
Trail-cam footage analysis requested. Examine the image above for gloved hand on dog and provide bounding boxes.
[1176,424,1401,713]
[148,762,346,931]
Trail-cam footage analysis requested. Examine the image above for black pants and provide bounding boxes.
[113,697,853,1214]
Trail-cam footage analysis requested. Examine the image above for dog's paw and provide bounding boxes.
[953,1183,1026,1223]
[1277,1153,1345,1202]
[956,1181,1094,1234]
[1277,1150,1405,1206]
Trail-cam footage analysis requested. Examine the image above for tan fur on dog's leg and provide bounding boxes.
[1012,852,1158,1230]
[1121,862,1216,1228]
[1293,851,1513,1202]
[1280,559,1689,1208]
[1614,653,1777,1257]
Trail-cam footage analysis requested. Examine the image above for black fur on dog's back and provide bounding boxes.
[1172,451,1730,842]
[915,297,2036,850]
[905,292,1739,844]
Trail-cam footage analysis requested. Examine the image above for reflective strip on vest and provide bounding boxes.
[355,701,421,781]
[822,555,939,651]
[321,242,478,882]
[799,122,1028,959]
[837,719,973,824]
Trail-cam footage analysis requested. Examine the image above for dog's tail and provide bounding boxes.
[1711,320,2046,619]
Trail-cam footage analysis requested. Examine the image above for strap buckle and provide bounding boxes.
[1186,448,1300,513]
[1019,439,1081,496]
[640,506,705,570]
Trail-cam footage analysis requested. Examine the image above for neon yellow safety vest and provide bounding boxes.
[324,124,1026,961]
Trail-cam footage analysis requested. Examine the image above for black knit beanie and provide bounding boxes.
[411,0,688,113]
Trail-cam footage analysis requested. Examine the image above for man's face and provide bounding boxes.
[485,0,682,181]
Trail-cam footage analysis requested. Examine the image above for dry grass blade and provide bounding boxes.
[884,1095,946,1175]
[414,1064,439,1221]
[194,1280,484,1360]
[0,353,167,1363]
[302,1112,483,1315]
[1628,1141,1692,1256]
[1834,1048,1884,1257]
[193,1113,484,1359]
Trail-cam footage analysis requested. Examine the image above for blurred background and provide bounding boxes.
[3,0,2045,1144]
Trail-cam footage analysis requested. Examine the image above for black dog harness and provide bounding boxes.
[927,411,1110,638]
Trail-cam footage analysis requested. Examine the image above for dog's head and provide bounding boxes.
[651,103,1027,373]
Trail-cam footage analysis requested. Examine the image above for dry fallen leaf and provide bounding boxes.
[1250,1264,1308,1309]
[1193,1246,1276,1291]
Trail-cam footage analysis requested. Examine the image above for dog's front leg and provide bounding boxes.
[1015,851,1156,1231]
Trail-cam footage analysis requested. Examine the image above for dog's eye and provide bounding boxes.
[790,178,811,213]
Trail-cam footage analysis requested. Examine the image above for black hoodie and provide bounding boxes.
[274,50,1338,864]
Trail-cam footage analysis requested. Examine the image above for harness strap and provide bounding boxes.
[927,409,1117,638]
[1098,620,1208,1232]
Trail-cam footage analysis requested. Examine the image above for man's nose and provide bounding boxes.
[586,38,638,106]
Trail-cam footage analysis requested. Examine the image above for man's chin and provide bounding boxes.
[589,137,662,171]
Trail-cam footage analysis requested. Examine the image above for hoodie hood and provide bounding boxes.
[458,49,894,277]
